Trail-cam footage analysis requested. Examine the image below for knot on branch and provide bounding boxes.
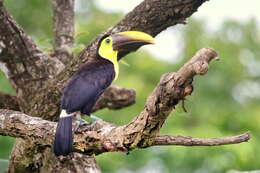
[192,48,219,75]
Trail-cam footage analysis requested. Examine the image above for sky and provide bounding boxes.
[95,0,260,62]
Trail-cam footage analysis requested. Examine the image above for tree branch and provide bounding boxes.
[73,48,221,154]
[0,109,100,173]
[0,2,64,101]
[92,86,136,112]
[1,48,248,157]
[0,92,19,111]
[0,109,55,144]
[0,109,250,150]
[80,0,209,62]
[153,133,250,146]
[6,139,101,173]
[52,0,75,64]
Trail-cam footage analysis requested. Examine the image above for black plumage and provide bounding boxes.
[53,116,73,156]
[53,31,154,156]
[61,58,115,115]
[53,58,115,156]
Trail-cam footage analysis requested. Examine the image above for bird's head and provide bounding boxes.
[98,31,155,61]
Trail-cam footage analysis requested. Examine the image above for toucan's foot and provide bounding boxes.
[73,117,88,125]
[73,117,89,132]
[90,114,103,121]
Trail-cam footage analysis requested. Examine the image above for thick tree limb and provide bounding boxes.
[52,0,75,64]
[0,109,250,150]
[1,48,248,157]
[5,140,101,173]
[0,92,19,111]
[0,109,55,143]
[0,109,250,147]
[153,133,250,146]
[0,2,64,103]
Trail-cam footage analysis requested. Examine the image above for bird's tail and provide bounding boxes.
[53,110,73,156]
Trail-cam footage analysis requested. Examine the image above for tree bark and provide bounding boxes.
[0,109,250,150]
[0,0,248,173]
[52,0,75,65]
[0,92,19,111]
[154,133,250,146]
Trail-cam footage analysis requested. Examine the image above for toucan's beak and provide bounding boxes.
[112,31,155,52]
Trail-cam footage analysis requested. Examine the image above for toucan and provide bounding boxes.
[53,31,155,156]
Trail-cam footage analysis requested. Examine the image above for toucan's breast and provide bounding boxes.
[61,58,115,115]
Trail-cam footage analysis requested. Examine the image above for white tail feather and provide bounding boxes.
[60,110,74,118]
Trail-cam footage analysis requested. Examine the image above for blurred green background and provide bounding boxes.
[1,1,260,173]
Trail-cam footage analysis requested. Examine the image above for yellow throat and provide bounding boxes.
[98,36,119,80]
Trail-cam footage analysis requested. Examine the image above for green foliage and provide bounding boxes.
[0,71,15,95]
[5,0,52,39]
[1,1,260,172]
[0,137,14,158]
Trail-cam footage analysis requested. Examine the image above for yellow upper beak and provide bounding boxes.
[116,31,155,44]
[112,31,155,51]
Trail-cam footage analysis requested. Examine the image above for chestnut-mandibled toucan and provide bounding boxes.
[53,31,155,156]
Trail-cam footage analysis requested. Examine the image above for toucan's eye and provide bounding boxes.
[105,39,110,44]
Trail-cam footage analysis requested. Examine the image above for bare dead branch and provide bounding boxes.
[0,92,19,111]
[52,0,75,64]
[153,133,250,146]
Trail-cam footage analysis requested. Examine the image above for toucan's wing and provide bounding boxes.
[61,60,115,115]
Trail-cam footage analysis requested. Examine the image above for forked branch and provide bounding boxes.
[0,1,64,100]
[0,48,250,156]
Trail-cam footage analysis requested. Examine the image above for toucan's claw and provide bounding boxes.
[73,117,89,132]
